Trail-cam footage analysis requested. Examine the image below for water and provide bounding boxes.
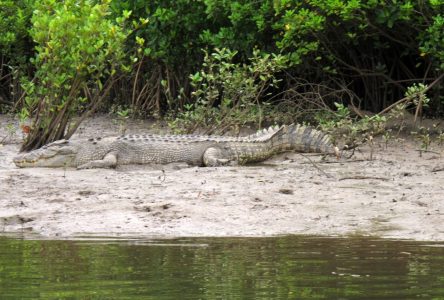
[1,235,443,299]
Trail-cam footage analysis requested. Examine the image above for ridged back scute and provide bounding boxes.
[264,124,334,153]
[246,125,283,142]
[116,130,279,144]
[112,125,334,154]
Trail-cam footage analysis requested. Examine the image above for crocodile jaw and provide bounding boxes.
[14,153,76,168]
[14,140,77,168]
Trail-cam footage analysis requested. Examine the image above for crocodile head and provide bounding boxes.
[14,139,78,168]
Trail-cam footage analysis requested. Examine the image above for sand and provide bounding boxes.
[1,115,443,240]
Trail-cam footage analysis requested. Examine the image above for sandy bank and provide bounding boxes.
[1,115,443,240]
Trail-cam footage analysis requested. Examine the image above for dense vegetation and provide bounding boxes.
[0,0,443,150]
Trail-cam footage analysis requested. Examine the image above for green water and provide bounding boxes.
[0,235,443,299]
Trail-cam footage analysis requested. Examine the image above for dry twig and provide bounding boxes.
[339,175,390,181]
[299,154,334,179]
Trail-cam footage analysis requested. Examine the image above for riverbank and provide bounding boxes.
[1,115,443,240]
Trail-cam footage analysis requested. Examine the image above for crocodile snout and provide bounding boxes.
[13,154,33,167]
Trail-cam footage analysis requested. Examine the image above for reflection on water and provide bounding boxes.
[0,235,443,299]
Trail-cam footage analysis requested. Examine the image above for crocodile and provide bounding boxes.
[13,124,338,169]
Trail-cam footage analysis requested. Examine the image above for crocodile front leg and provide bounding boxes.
[77,152,118,169]
[202,147,234,167]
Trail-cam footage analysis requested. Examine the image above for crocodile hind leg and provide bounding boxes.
[77,152,118,169]
[202,147,233,167]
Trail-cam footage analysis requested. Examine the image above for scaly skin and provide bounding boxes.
[13,124,337,169]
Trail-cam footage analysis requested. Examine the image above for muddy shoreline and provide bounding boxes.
[1,115,443,240]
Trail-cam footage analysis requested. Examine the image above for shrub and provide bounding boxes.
[20,0,132,151]
[168,48,288,133]
[0,0,34,109]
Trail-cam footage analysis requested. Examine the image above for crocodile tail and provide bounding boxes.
[247,125,282,142]
[268,124,336,154]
